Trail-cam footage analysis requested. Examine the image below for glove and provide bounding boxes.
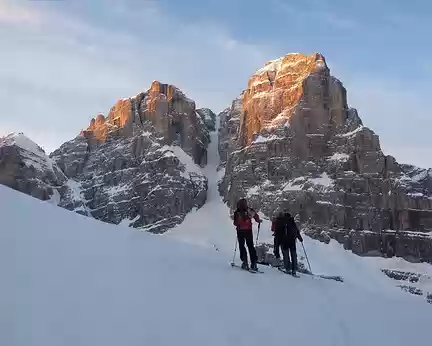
[299,236,304,242]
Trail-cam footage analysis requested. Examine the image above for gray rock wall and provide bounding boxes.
[218,65,432,263]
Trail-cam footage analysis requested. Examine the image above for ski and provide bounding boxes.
[230,263,264,273]
[277,267,300,277]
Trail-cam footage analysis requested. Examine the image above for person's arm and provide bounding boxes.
[233,211,238,226]
[250,208,262,223]
[294,222,303,242]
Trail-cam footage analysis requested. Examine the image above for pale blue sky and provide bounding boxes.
[0,0,431,167]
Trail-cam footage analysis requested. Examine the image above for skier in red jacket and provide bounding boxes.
[233,198,262,271]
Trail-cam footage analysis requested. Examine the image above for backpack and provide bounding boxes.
[274,215,296,242]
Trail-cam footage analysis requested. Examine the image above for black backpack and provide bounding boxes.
[274,215,296,241]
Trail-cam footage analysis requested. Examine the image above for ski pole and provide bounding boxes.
[255,222,261,246]
[231,237,238,266]
[301,242,312,274]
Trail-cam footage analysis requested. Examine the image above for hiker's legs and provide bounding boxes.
[245,232,257,264]
[237,231,248,264]
[274,236,280,259]
[289,243,298,274]
[282,247,291,271]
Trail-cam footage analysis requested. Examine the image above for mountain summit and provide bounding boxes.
[219,52,432,263]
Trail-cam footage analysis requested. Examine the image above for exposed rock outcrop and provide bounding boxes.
[197,108,217,132]
[218,93,243,165]
[219,53,432,263]
[49,81,211,233]
[0,82,214,234]
[382,269,432,304]
[81,81,211,166]
[0,133,66,202]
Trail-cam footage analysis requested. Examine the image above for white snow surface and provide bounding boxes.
[253,134,283,143]
[338,125,364,137]
[253,57,284,75]
[1,178,432,346]
[158,145,203,179]
[1,120,432,346]
[328,152,350,161]
[309,172,334,187]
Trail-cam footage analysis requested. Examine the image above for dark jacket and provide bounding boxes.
[233,207,261,232]
[271,214,303,246]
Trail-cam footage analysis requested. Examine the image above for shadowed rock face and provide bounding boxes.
[219,53,432,263]
[0,82,215,234]
[0,133,66,201]
[49,81,214,233]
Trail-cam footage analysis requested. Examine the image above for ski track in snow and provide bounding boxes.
[1,119,432,345]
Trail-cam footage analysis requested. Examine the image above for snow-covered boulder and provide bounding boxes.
[0,133,66,202]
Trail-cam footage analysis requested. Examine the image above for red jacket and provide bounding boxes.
[233,208,261,232]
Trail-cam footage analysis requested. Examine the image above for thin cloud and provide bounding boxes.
[0,1,430,168]
[0,0,43,26]
[0,0,272,152]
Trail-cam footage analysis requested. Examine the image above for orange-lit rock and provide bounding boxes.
[240,53,334,145]
[79,81,209,164]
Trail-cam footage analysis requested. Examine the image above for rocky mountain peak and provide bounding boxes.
[0,132,66,201]
[239,52,343,146]
[0,80,216,234]
[43,81,216,232]
[80,80,209,165]
[219,52,432,264]
[0,132,46,155]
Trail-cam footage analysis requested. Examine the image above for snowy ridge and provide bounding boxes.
[337,125,364,137]
[252,54,304,76]
[0,132,60,174]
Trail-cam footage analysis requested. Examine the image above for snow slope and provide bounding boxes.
[2,120,432,346]
[166,120,235,251]
[1,184,432,346]
[168,115,432,298]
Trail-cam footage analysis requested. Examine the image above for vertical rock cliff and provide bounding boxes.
[219,53,432,263]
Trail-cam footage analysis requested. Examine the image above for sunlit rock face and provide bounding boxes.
[219,53,432,263]
[239,53,350,146]
[81,81,210,165]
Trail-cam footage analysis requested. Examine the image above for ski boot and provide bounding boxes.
[241,261,249,270]
[250,262,258,272]
[274,257,283,268]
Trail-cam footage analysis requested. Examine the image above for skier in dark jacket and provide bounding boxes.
[233,198,262,271]
[271,211,303,275]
